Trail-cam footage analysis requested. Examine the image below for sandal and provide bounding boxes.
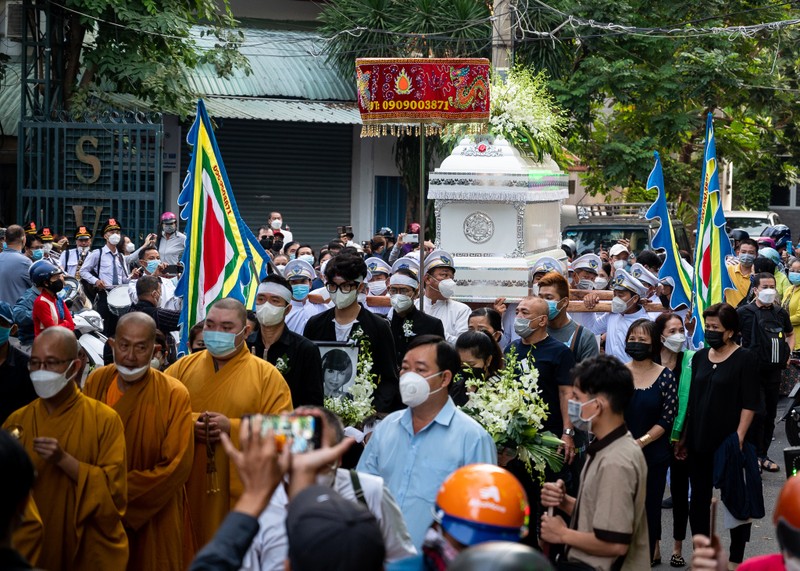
[761,458,780,473]
[670,554,686,567]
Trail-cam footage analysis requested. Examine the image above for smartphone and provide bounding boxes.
[163,264,183,275]
[252,414,322,453]
[406,233,419,242]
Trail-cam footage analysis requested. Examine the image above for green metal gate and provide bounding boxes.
[17,111,164,247]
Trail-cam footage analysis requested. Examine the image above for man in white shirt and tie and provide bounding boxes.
[80,218,130,335]
[422,249,471,344]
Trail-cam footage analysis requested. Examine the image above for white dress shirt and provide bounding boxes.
[239,469,416,571]
[285,299,326,334]
[59,248,92,278]
[80,245,130,286]
[128,275,180,310]
[422,296,471,344]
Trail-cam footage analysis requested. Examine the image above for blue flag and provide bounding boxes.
[644,151,693,311]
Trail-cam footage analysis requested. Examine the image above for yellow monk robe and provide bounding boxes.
[84,365,195,571]
[12,496,43,565]
[3,383,128,571]
[165,344,292,551]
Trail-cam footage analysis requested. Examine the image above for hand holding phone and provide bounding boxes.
[406,233,419,242]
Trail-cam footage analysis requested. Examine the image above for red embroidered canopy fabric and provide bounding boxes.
[355,58,490,133]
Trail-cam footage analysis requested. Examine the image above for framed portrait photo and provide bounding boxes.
[316,342,359,398]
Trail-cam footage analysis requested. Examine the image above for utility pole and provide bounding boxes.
[492,0,512,72]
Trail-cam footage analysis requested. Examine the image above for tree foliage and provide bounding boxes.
[38,0,249,117]
[515,0,800,214]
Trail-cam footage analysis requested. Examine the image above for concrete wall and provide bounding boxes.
[350,130,402,240]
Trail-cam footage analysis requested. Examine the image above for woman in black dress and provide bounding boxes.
[656,311,694,568]
[623,318,677,565]
[680,302,760,566]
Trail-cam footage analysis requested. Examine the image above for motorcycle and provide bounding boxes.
[64,276,108,373]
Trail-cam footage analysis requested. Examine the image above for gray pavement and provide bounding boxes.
[656,397,793,567]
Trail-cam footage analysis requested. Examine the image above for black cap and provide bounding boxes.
[450,542,555,571]
[286,485,385,571]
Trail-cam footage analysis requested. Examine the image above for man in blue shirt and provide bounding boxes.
[357,334,497,549]
[0,225,33,305]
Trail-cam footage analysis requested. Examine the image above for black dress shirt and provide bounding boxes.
[253,325,324,407]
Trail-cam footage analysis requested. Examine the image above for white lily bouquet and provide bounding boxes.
[462,348,563,479]
[324,327,377,428]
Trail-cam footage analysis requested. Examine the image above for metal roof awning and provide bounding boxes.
[204,97,361,124]
[100,93,362,125]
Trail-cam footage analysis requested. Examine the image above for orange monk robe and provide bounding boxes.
[165,344,293,551]
[3,383,128,571]
[12,496,43,565]
[84,365,195,571]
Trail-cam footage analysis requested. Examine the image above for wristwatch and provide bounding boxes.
[563,428,575,437]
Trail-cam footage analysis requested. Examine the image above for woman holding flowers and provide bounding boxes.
[623,318,677,566]
[451,330,504,406]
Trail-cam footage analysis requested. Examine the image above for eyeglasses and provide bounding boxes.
[325,281,360,294]
[28,358,73,371]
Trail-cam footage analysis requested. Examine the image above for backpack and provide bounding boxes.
[743,304,790,370]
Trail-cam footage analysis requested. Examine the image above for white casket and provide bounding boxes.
[429,136,569,303]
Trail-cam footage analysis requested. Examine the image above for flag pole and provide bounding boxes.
[418,122,427,313]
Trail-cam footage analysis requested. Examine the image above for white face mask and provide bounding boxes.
[30,363,76,399]
[275,265,286,274]
[43,243,53,254]
[662,332,686,353]
[271,219,283,230]
[150,358,162,370]
[436,278,456,299]
[391,294,414,313]
[758,288,777,305]
[576,278,595,290]
[125,242,136,254]
[530,283,540,296]
[331,288,359,310]
[368,281,388,296]
[256,301,286,327]
[78,246,90,254]
[108,233,121,246]
[399,370,445,408]
[611,295,631,314]
[613,259,626,270]
[116,350,152,382]
[594,277,609,289]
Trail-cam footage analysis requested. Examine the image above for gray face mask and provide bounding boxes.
[739,253,755,266]
[577,279,595,290]
[568,398,598,432]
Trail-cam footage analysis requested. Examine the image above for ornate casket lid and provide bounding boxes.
[428,136,569,202]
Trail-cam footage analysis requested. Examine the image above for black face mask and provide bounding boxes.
[271,241,284,253]
[259,236,274,250]
[705,330,726,350]
[46,280,64,294]
[462,366,486,379]
[246,331,258,347]
[625,341,651,361]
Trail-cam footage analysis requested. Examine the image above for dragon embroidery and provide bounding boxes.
[447,66,488,110]
[357,70,371,109]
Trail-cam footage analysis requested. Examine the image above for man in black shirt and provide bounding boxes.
[737,272,794,473]
[303,251,401,413]
[0,302,35,424]
[387,266,444,363]
[251,274,324,407]
[131,275,180,334]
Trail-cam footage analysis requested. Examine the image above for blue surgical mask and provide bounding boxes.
[32,249,44,261]
[146,259,160,274]
[203,328,243,358]
[546,299,564,320]
[0,326,10,345]
[568,398,598,432]
[790,272,800,286]
[292,284,310,300]
[299,254,314,265]
[2,242,6,251]
[289,253,296,261]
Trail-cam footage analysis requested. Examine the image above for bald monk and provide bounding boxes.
[166,298,293,551]
[84,312,194,570]
[3,326,127,570]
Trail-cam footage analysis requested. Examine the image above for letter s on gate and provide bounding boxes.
[75,136,101,184]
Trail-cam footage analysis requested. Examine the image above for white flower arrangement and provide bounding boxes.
[444,67,567,163]
[324,326,377,428]
[402,320,415,338]
[462,348,563,479]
